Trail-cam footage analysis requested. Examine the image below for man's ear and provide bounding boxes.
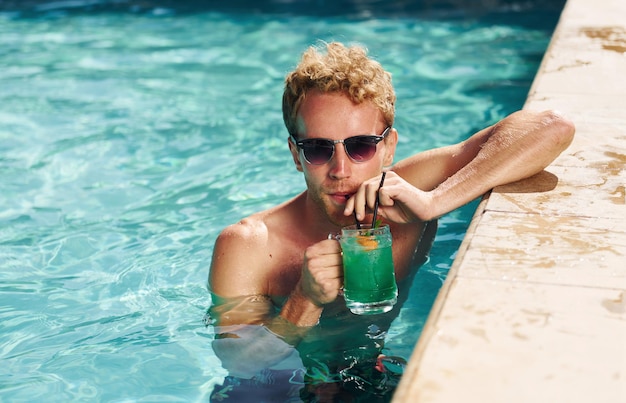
[288,137,304,172]
[383,128,398,167]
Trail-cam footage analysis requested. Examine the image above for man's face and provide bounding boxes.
[289,90,397,227]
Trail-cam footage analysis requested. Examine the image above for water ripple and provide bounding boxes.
[0,5,558,401]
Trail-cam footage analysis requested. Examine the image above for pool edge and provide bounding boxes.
[393,0,626,401]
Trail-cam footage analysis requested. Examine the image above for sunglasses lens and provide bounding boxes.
[345,137,378,162]
[297,133,384,165]
[302,140,334,164]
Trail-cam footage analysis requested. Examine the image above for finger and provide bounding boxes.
[308,238,341,252]
[366,180,378,210]
[365,173,386,210]
[377,187,396,207]
[343,195,354,217]
[319,238,342,254]
[352,185,367,221]
[305,244,343,273]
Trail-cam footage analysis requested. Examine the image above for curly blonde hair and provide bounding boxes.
[282,42,396,137]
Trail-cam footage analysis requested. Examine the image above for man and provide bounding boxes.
[208,42,574,400]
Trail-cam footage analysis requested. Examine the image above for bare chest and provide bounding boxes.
[264,222,426,298]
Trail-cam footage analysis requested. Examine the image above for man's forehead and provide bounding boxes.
[295,93,383,136]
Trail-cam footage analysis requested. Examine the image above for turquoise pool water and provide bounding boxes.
[0,1,563,401]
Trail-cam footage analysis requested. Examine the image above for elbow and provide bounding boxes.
[543,110,575,153]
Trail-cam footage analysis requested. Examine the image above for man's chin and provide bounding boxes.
[327,213,355,229]
[318,199,354,227]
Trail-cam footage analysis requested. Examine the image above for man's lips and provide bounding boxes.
[329,192,354,204]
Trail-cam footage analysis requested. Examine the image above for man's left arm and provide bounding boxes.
[391,109,575,220]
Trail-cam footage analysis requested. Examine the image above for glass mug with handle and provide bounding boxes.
[338,224,397,315]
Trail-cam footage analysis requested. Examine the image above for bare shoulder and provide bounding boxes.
[209,194,309,299]
[209,215,271,297]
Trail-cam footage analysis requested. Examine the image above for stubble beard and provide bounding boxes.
[308,189,352,229]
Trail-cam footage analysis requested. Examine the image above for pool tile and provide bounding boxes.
[394,278,626,403]
[528,24,626,97]
[559,0,626,27]
[530,47,626,96]
[457,212,626,289]
[525,93,626,127]
[487,165,625,219]
[553,122,626,168]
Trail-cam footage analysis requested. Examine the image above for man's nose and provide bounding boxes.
[329,143,351,179]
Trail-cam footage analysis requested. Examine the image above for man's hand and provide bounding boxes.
[298,239,343,306]
[345,171,436,224]
[280,239,343,327]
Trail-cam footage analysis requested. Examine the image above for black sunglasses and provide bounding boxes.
[292,126,391,165]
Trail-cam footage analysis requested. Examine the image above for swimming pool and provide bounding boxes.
[0,0,565,400]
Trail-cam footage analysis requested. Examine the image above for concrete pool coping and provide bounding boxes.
[393,0,626,401]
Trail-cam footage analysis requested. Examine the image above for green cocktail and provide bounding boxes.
[340,224,397,315]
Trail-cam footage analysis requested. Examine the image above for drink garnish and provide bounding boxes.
[356,236,378,250]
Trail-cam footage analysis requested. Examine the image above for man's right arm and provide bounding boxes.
[209,220,269,300]
[209,219,342,328]
[208,220,343,376]
[209,221,304,377]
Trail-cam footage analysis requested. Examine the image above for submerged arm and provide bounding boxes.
[208,294,306,378]
[208,220,341,377]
